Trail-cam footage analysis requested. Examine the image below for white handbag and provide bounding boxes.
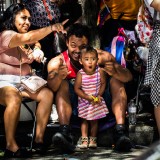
[21,75,47,93]
[18,47,47,93]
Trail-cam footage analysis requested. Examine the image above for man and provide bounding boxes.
[47,23,133,152]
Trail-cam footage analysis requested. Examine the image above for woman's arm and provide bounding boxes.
[9,20,68,48]
[150,0,160,12]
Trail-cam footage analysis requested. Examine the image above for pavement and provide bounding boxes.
[0,119,153,160]
[0,103,158,160]
[0,144,148,160]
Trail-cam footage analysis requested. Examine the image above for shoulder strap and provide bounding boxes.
[42,0,53,22]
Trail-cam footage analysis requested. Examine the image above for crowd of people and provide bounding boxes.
[0,0,160,158]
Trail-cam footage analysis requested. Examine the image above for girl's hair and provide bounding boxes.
[0,3,30,32]
[79,44,98,58]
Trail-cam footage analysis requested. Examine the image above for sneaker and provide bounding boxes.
[4,148,32,158]
[114,124,132,152]
[52,125,75,153]
[49,104,59,123]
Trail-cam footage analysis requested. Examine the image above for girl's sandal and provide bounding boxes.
[88,137,97,148]
[77,137,88,149]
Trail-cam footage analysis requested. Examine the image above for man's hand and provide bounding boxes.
[58,58,71,79]
[102,61,117,76]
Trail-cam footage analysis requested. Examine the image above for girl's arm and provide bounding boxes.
[98,69,107,97]
[74,72,92,101]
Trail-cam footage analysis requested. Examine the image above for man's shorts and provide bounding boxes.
[67,78,112,116]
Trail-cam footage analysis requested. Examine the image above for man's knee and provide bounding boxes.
[110,78,127,100]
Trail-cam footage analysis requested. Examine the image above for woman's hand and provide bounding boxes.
[51,19,68,34]
[32,48,44,63]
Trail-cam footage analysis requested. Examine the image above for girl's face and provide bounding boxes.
[80,51,98,74]
[14,9,31,33]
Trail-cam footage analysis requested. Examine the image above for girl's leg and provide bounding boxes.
[90,120,98,137]
[81,119,88,137]
[81,119,88,145]
[89,120,98,147]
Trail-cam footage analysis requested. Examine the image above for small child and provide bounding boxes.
[74,45,109,149]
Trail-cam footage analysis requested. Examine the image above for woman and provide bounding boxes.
[144,0,160,137]
[0,3,66,158]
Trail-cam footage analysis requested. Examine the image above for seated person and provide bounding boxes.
[47,23,133,153]
[0,3,66,158]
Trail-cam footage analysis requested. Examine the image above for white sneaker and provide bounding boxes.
[50,104,59,123]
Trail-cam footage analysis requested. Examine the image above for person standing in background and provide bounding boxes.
[143,0,160,138]
[99,0,141,49]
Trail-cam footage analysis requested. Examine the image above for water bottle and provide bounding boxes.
[128,100,137,125]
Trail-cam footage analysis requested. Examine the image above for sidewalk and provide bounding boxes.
[0,145,147,160]
[0,119,153,160]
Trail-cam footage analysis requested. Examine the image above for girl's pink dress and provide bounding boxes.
[77,66,109,120]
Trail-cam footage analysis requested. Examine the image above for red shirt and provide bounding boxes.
[62,50,78,79]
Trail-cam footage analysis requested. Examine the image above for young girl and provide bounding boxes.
[74,45,109,149]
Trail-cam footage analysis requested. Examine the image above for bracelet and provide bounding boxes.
[34,47,40,50]
[50,25,53,31]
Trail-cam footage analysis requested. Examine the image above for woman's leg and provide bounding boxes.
[154,105,160,138]
[22,87,53,143]
[0,87,22,152]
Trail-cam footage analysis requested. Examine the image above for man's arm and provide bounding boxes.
[47,55,70,92]
[97,49,133,83]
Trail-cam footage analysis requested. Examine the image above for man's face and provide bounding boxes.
[66,35,88,62]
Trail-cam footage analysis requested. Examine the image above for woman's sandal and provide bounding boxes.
[4,148,32,158]
[88,137,97,148]
[77,137,88,149]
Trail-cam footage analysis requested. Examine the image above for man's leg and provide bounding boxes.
[110,77,132,152]
[52,80,75,153]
